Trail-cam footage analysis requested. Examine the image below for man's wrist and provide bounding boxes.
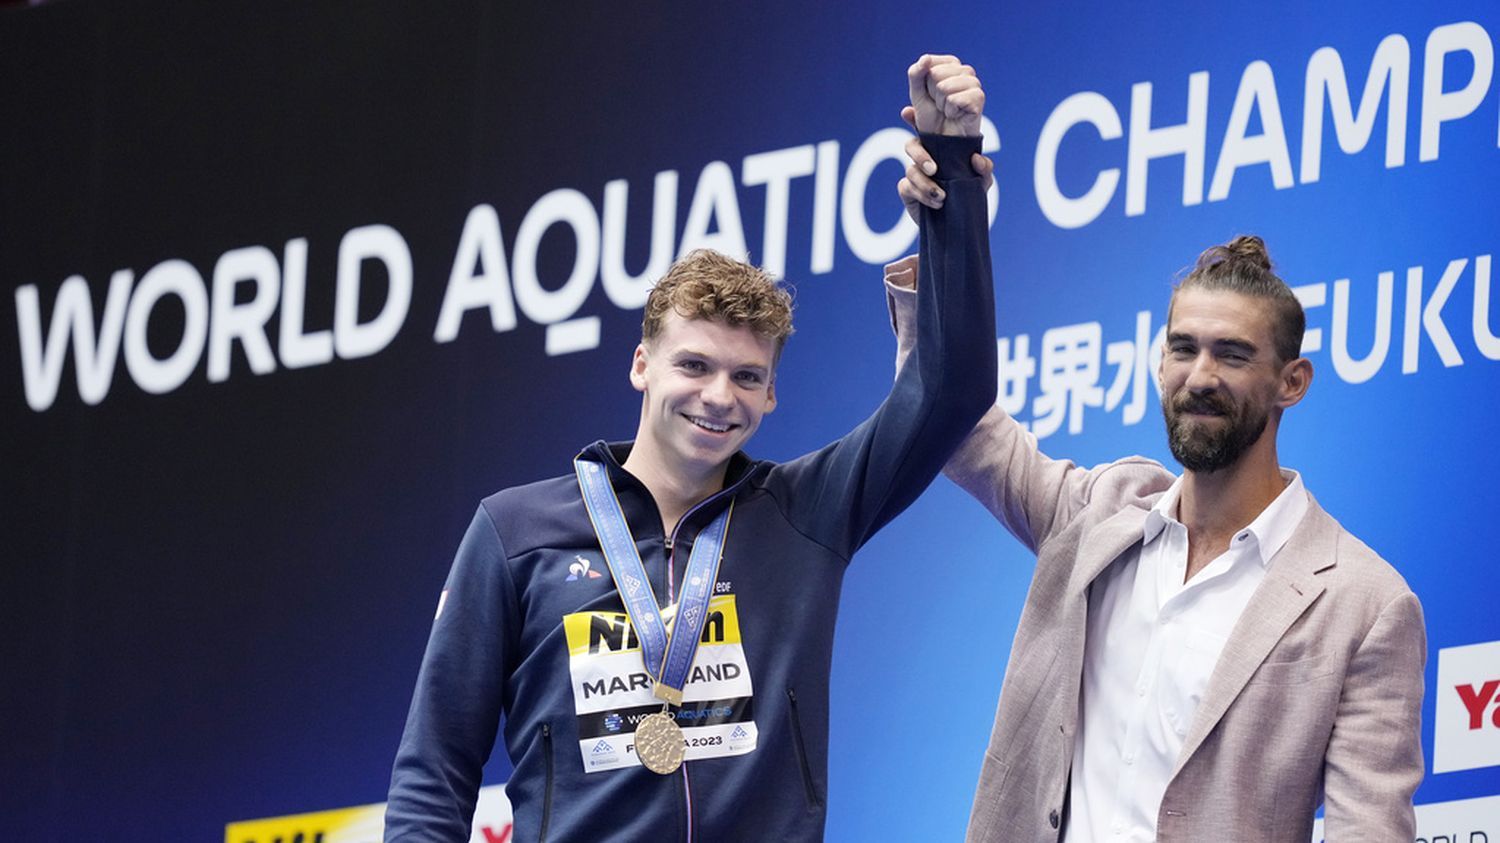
[919,133,983,180]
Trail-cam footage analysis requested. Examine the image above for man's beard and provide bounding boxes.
[1162,390,1269,473]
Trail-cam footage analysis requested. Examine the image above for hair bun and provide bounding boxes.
[1224,235,1272,271]
[1194,234,1273,273]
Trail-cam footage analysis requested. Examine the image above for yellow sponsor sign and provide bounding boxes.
[226,784,513,843]
[563,594,742,656]
[224,800,383,843]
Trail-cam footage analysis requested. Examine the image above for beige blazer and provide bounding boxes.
[887,273,1425,842]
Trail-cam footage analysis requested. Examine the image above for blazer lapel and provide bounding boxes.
[1069,504,1153,596]
[1171,500,1339,776]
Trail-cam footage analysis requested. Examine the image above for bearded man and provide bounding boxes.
[885,218,1425,842]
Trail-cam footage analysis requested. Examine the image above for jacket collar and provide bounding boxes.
[577,440,765,539]
[1068,496,1161,597]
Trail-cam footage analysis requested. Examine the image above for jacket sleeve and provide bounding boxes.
[886,271,1137,553]
[385,507,520,842]
[776,133,997,558]
[1320,589,1426,842]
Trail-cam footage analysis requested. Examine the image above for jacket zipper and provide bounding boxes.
[786,688,824,808]
[606,456,745,840]
[681,762,694,843]
[539,723,554,843]
[667,476,748,547]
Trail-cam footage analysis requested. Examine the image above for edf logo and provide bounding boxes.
[1435,640,1500,774]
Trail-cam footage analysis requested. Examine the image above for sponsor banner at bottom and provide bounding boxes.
[1311,794,1500,843]
[580,719,760,772]
[226,785,1497,842]
[223,783,513,843]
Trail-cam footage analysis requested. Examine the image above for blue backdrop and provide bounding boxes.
[2,0,1497,839]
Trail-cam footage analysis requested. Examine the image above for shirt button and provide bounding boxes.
[1049,809,1060,829]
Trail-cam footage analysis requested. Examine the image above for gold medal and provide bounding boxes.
[634,710,685,775]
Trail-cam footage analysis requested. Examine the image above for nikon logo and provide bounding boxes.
[587,610,725,654]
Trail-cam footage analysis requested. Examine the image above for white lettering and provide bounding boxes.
[1402,259,1465,373]
[1300,36,1410,183]
[679,161,748,258]
[334,224,412,360]
[279,238,333,369]
[512,188,601,335]
[601,171,677,310]
[434,204,517,343]
[980,115,1002,225]
[123,260,209,395]
[1292,282,1327,354]
[1474,255,1500,360]
[810,140,840,274]
[841,127,918,264]
[15,271,132,410]
[742,145,816,278]
[1420,21,1494,162]
[1330,271,1394,384]
[1035,92,1123,229]
[208,245,280,383]
[1126,72,1209,216]
[1209,61,1294,201]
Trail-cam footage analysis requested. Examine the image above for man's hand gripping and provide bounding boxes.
[899,54,995,224]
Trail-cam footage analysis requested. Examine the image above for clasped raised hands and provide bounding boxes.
[899,54,994,221]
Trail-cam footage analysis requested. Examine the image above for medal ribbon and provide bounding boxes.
[574,457,733,704]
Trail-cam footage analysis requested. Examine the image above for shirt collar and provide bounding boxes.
[1142,477,1184,544]
[1142,470,1308,568]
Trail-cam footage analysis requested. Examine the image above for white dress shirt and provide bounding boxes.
[1064,470,1308,842]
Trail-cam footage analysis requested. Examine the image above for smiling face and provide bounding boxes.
[1159,288,1303,473]
[629,312,778,485]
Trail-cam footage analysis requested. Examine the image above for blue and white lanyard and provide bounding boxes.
[574,458,732,705]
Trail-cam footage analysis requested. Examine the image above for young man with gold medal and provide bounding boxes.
[385,55,996,841]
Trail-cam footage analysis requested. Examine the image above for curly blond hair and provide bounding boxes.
[642,250,795,358]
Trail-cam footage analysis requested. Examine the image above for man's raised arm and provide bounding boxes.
[779,54,996,555]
